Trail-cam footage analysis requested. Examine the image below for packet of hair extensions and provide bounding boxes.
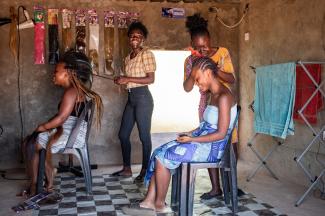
[88,9,99,75]
[75,9,87,54]
[34,6,45,64]
[104,10,115,76]
[62,9,74,52]
[127,12,140,25]
[48,9,59,64]
[117,11,129,75]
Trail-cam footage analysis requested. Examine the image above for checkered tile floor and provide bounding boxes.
[33,173,286,216]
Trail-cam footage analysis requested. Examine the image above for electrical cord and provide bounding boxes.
[322,13,325,55]
[0,170,29,180]
[17,6,25,165]
[210,3,249,29]
[1,6,27,181]
[17,6,25,143]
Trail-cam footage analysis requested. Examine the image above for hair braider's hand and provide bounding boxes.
[36,124,48,132]
[114,76,129,85]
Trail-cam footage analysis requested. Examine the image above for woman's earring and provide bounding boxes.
[140,40,145,47]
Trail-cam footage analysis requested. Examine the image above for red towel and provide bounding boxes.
[293,64,323,124]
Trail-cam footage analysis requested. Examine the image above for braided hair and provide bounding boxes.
[192,56,218,77]
[59,50,103,129]
[185,13,210,40]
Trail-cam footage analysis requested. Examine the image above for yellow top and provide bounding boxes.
[210,47,235,90]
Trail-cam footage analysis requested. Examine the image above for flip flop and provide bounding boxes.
[156,205,173,214]
[122,204,156,216]
[111,170,132,177]
[238,188,246,197]
[133,174,144,183]
[200,192,223,200]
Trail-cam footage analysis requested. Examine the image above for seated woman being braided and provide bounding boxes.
[123,56,237,214]
[24,51,103,196]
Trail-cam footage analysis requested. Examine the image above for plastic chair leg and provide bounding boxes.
[230,147,238,213]
[179,163,188,216]
[36,149,46,194]
[221,168,230,205]
[187,164,197,216]
[78,148,92,194]
[171,167,179,211]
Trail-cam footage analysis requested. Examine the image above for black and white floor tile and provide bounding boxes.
[33,173,286,216]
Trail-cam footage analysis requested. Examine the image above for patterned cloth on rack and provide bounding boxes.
[293,64,323,124]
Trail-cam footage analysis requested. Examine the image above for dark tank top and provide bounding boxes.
[58,101,87,120]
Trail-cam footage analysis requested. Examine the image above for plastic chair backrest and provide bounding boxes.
[220,105,241,166]
[64,99,94,150]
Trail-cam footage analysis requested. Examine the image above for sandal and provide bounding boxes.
[111,169,132,177]
[200,191,223,200]
[122,203,156,216]
[238,188,246,197]
[156,205,173,214]
[133,174,144,183]
[133,169,146,183]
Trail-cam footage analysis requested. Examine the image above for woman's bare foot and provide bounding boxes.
[45,167,57,193]
[29,184,36,196]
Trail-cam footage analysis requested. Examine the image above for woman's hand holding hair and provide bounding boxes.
[36,124,48,132]
[114,76,129,85]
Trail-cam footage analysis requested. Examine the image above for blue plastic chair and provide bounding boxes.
[171,105,241,216]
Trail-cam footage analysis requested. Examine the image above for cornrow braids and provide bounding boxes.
[192,56,218,77]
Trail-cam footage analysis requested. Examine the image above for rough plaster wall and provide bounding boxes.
[0,0,239,169]
[238,0,325,186]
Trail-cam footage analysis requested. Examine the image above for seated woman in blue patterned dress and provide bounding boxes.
[124,56,237,214]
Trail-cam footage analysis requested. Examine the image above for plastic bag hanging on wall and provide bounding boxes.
[62,9,74,53]
[75,9,86,54]
[104,11,115,76]
[34,6,45,64]
[48,9,59,64]
[88,9,99,75]
[117,11,129,76]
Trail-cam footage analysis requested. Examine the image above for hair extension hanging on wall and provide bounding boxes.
[88,9,99,75]
[48,9,59,64]
[34,6,45,64]
[62,9,74,53]
[75,9,87,54]
[128,12,140,25]
[104,10,115,76]
[9,6,18,65]
[117,11,129,76]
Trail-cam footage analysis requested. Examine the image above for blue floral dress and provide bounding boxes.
[144,105,237,186]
